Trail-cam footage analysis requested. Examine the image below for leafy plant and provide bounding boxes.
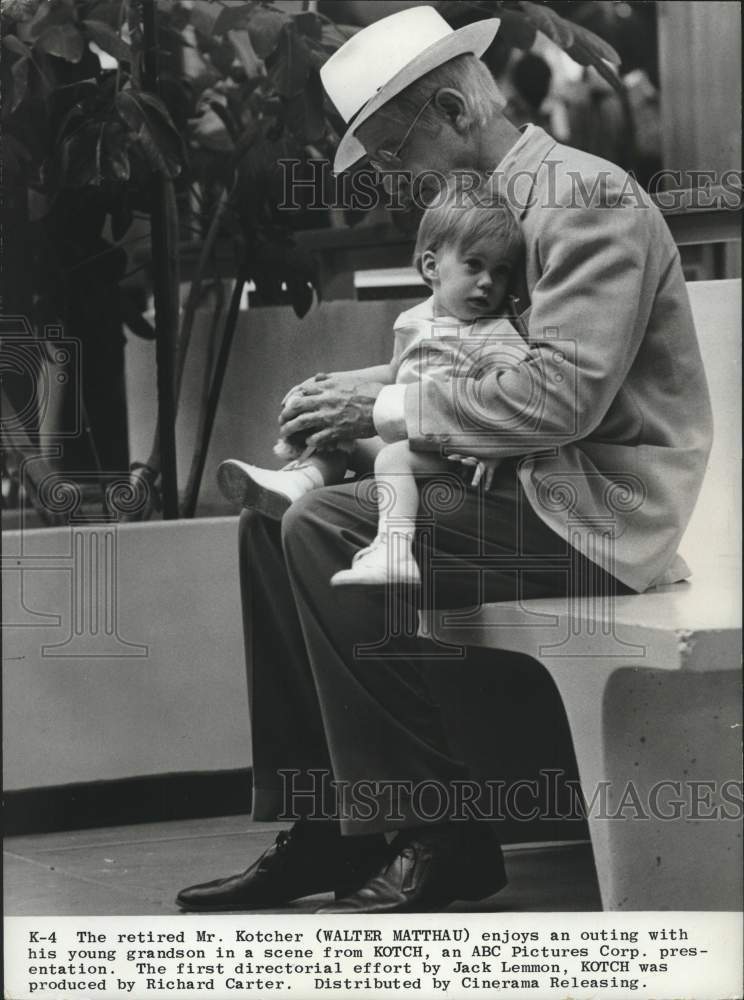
[1,0,356,516]
[1,0,190,516]
[439,0,623,92]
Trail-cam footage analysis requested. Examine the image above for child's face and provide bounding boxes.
[426,237,512,320]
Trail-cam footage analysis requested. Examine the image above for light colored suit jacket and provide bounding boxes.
[380,127,713,592]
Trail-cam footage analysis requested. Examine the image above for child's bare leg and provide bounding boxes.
[347,435,386,474]
[217,449,348,520]
[374,439,448,532]
[330,440,448,586]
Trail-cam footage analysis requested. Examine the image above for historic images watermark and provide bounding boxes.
[277,768,744,825]
[278,160,743,214]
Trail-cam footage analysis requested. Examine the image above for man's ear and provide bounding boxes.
[420,250,439,284]
[433,88,472,133]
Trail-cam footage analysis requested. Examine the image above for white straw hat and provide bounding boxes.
[320,6,501,173]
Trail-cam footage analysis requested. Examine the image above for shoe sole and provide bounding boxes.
[331,574,422,588]
[217,461,292,520]
[176,883,368,913]
[317,878,508,914]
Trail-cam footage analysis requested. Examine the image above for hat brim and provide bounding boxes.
[332,18,501,174]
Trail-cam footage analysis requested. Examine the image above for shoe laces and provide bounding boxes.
[274,830,292,853]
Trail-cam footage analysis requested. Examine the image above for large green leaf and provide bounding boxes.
[267,22,311,100]
[492,7,536,51]
[438,0,623,92]
[282,67,325,144]
[213,1,258,36]
[518,1,620,64]
[2,132,32,177]
[246,6,286,59]
[2,33,32,57]
[82,0,121,28]
[26,0,73,39]
[103,121,131,180]
[133,90,182,135]
[10,55,29,111]
[513,1,623,91]
[319,22,358,50]
[292,10,321,42]
[83,19,131,62]
[59,127,100,188]
[227,27,263,80]
[189,0,222,36]
[54,101,86,147]
[115,90,183,178]
[36,22,85,62]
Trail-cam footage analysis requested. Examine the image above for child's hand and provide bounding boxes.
[447,455,500,490]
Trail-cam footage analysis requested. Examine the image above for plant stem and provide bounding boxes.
[180,270,246,518]
[140,0,179,518]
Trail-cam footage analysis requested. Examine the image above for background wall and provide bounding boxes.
[3,517,248,790]
[657,1,741,179]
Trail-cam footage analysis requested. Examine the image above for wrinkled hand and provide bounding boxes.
[280,371,330,408]
[279,374,385,449]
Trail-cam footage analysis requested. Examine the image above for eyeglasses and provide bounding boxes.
[368,93,436,173]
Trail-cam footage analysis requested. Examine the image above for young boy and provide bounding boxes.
[217,183,528,585]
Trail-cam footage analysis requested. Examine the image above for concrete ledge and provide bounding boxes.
[3,517,251,790]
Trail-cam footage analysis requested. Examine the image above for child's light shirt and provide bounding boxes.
[391,297,531,386]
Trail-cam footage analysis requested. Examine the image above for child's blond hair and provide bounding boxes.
[413,178,523,284]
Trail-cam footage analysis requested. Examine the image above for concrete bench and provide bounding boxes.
[421,279,742,910]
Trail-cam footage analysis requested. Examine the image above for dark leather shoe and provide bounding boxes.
[176,824,387,911]
[315,822,506,914]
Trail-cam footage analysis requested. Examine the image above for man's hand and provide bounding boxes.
[278,373,386,449]
[280,372,330,408]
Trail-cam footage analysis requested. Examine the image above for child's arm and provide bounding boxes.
[281,364,394,407]
[340,363,394,382]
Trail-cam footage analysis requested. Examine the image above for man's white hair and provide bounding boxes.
[363,54,504,141]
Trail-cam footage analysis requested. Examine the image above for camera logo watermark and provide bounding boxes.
[2,315,149,658]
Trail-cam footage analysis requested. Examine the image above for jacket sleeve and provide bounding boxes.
[401,197,658,456]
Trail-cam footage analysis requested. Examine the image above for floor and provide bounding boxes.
[4,815,601,915]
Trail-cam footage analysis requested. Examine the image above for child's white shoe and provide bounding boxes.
[331,533,421,587]
[217,459,323,519]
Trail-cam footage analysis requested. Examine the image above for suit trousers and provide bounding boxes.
[238,461,632,835]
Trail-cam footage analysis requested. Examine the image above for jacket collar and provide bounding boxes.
[491,124,558,219]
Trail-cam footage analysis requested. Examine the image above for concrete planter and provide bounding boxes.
[3,517,248,791]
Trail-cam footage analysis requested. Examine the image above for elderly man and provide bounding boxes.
[177,7,712,914]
